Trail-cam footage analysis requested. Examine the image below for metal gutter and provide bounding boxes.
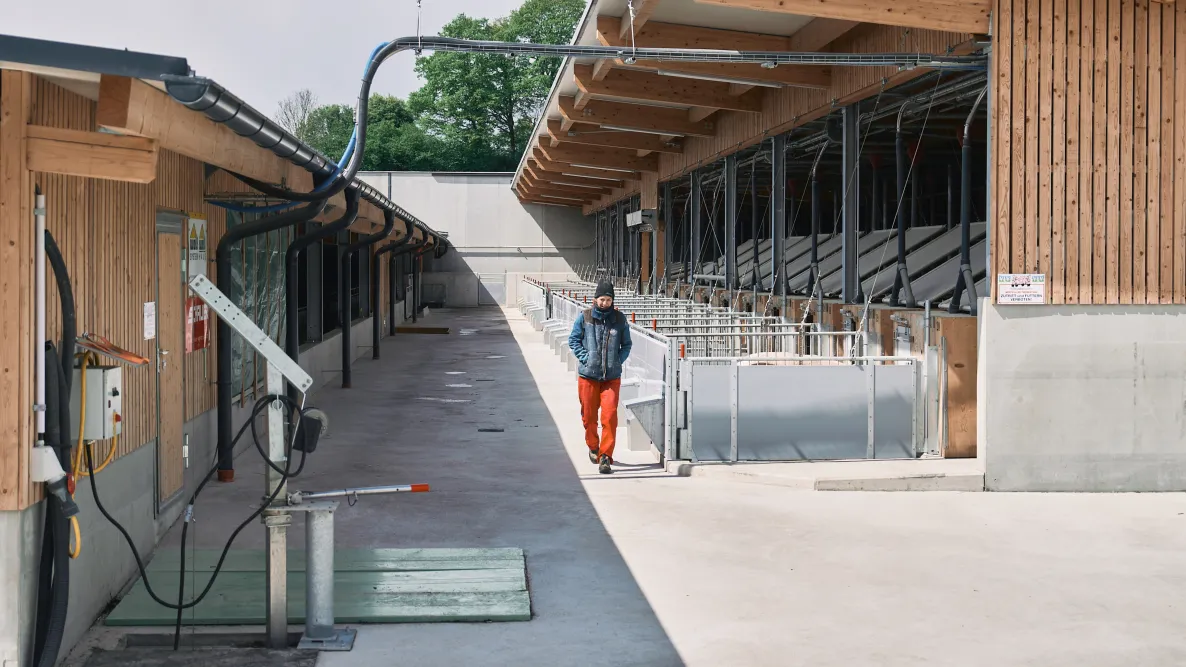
[163,76,447,244]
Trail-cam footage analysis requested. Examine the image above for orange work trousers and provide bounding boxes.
[578,377,620,460]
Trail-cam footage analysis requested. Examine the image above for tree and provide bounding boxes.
[275,89,318,141]
[410,0,585,170]
[282,0,585,173]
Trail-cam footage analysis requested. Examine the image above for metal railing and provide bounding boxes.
[523,278,940,463]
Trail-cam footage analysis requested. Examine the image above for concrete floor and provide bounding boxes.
[74,306,1186,667]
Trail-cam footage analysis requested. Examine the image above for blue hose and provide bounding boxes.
[212,42,387,213]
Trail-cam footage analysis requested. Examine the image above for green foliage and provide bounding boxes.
[300,0,584,173]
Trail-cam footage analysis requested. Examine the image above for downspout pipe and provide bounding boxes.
[216,199,326,482]
[805,140,828,299]
[411,237,441,323]
[340,210,396,388]
[891,102,917,307]
[391,234,430,327]
[371,214,413,360]
[284,190,360,402]
[951,87,987,315]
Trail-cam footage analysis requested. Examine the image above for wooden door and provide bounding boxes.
[156,230,185,502]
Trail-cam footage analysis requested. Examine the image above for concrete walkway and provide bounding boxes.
[77,306,1186,667]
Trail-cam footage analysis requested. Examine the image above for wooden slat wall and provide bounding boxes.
[993,0,1185,304]
[0,74,239,509]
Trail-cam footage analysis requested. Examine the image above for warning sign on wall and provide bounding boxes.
[186,296,210,353]
[187,216,208,278]
[996,273,1047,304]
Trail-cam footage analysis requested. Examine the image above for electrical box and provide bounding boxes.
[626,209,656,229]
[69,365,123,440]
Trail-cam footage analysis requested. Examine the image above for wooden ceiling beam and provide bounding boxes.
[97,75,307,189]
[619,0,662,39]
[692,0,989,34]
[574,64,765,113]
[546,120,683,154]
[525,174,613,196]
[25,125,159,184]
[592,58,616,82]
[524,185,600,202]
[596,15,789,50]
[788,18,862,51]
[538,143,661,173]
[527,163,626,189]
[558,96,717,138]
[597,16,830,90]
[531,152,641,179]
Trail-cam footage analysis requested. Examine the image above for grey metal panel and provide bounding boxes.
[688,364,733,461]
[735,366,870,460]
[872,365,916,459]
[477,273,505,306]
[786,232,859,294]
[906,238,988,303]
[863,222,987,300]
[799,229,895,295]
[819,226,945,296]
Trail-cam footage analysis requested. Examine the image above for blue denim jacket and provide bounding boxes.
[568,307,633,381]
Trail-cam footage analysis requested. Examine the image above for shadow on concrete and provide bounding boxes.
[146,306,683,667]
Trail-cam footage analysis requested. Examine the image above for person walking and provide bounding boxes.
[568,279,633,474]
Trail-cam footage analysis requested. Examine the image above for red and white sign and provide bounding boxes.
[186,297,210,352]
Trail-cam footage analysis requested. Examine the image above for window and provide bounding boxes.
[225,210,292,399]
[322,236,340,335]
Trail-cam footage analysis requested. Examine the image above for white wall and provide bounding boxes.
[980,301,1186,491]
[358,172,593,307]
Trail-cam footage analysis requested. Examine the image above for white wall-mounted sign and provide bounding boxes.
[144,301,156,340]
[996,274,1047,304]
[187,216,208,278]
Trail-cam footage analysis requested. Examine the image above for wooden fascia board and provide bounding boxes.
[25,125,159,183]
[692,0,989,34]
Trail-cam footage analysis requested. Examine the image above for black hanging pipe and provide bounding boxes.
[284,190,360,402]
[372,215,414,360]
[805,140,828,299]
[951,87,987,315]
[891,103,917,307]
[216,199,326,482]
[340,209,396,388]
[33,223,78,667]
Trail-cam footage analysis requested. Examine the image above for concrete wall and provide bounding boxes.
[980,301,1186,491]
[357,172,592,307]
[0,313,405,666]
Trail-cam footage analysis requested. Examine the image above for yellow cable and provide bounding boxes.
[69,516,81,559]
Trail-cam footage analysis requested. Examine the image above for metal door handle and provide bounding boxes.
[158,349,169,372]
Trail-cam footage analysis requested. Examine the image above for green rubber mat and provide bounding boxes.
[105,548,530,626]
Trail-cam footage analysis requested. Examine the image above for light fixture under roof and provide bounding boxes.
[600,124,685,137]
[655,69,783,89]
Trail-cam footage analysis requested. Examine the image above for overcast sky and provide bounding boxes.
[3,0,528,116]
